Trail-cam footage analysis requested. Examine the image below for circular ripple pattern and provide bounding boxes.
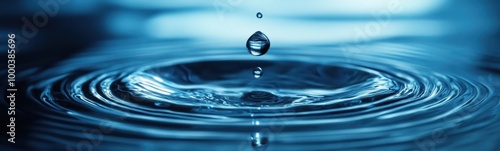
[26,44,500,150]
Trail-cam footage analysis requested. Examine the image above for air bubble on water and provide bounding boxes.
[246,31,270,56]
[256,12,263,19]
[251,132,269,151]
[253,67,263,78]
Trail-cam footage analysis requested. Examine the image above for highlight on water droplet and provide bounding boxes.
[246,31,270,56]
[253,67,263,78]
[256,12,263,19]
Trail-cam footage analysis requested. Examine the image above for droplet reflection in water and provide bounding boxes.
[251,132,269,151]
[256,12,263,19]
[246,31,270,56]
[253,67,263,78]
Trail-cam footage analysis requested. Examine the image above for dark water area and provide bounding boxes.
[1,0,500,151]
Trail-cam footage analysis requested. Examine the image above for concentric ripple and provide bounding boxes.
[26,43,500,150]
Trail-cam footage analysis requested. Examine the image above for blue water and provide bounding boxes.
[19,39,499,151]
[2,0,500,151]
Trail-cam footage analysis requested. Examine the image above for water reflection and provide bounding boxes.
[1,0,499,151]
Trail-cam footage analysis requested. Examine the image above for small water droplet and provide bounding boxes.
[253,67,263,78]
[246,31,270,56]
[251,132,269,151]
[256,12,263,19]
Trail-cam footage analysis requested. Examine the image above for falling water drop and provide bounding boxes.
[247,13,269,150]
[253,67,263,78]
[246,31,270,56]
[256,12,263,19]
[251,132,269,151]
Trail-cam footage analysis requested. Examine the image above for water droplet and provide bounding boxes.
[251,132,269,151]
[253,67,263,78]
[246,31,270,56]
[256,12,263,19]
